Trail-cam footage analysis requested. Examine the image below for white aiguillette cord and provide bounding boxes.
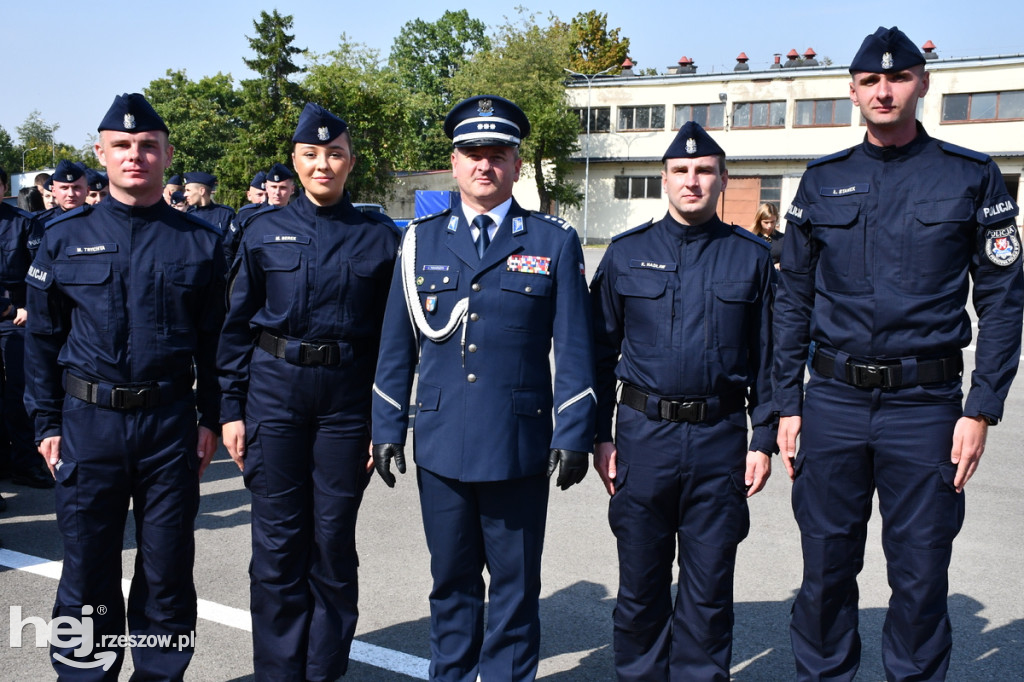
[400,223,470,361]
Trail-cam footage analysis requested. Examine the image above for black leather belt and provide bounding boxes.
[259,330,346,367]
[64,372,192,410]
[620,382,744,423]
[811,346,962,389]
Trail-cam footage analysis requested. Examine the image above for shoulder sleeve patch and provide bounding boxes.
[937,141,989,163]
[611,220,655,242]
[807,147,855,168]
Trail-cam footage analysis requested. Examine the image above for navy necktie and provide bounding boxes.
[473,215,492,259]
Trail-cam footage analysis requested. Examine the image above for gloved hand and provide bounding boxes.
[547,449,589,490]
[372,443,407,488]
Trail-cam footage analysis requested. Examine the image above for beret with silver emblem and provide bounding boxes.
[849,26,925,74]
[266,163,294,182]
[170,191,186,205]
[166,174,182,186]
[444,95,531,148]
[52,160,86,184]
[97,92,168,133]
[662,121,725,162]
[183,171,217,187]
[292,102,348,145]
[250,171,267,189]
[85,168,108,190]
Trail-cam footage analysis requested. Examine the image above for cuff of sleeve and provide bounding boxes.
[963,391,1002,424]
[219,398,245,424]
[749,426,779,456]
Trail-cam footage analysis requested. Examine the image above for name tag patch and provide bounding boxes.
[507,255,551,275]
[264,235,311,244]
[67,243,117,256]
[422,265,450,272]
[629,259,677,272]
[820,183,869,197]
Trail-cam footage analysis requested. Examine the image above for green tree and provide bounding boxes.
[560,11,630,75]
[0,126,20,176]
[16,111,59,171]
[389,10,490,170]
[453,10,581,211]
[305,38,410,203]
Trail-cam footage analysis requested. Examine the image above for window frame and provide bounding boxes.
[941,90,1024,123]
[731,100,787,129]
[793,98,853,127]
[617,105,666,132]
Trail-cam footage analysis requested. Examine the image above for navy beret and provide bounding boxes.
[97,93,168,134]
[292,103,348,145]
[662,121,725,162]
[166,174,182,186]
[266,163,294,182]
[43,177,52,191]
[183,171,217,187]
[250,171,266,189]
[52,160,86,184]
[444,95,530,148]
[85,168,108,190]
[850,26,925,74]
[170,191,186,205]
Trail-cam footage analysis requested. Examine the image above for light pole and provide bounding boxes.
[22,146,38,172]
[564,65,613,245]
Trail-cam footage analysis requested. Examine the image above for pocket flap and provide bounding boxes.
[915,197,974,225]
[416,271,459,293]
[260,249,301,272]
[416,382,441,412]
[814,203,860,228]
[500,272,552,297]
[513,389,550,416]
[55,261,112,285]
[614,276,666,299]
[714,280,757,303]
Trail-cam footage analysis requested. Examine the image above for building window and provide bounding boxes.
[614,176,662,200]
[732,101,786,129]
[795,99,853,127]
[617,106,665,131]
[942,91,1024,122]
[673,103,726,130]
[573,107,611,133]
[759,176,782,205]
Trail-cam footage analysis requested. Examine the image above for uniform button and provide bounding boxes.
[524,285,533,293]
[467,374,477,383]
[536,409,543,414]
[468,344,477,352]
[443,276,450,283]
[417,402,423,408]
[472,283,481,292]
[430,284,436,290]
[470,313,479,321]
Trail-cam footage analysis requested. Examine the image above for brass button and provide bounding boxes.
[524,285,533,293]
[472,283,481,291]
[468,344,477,353]
[467,374,477,383]
[470,313,479,321]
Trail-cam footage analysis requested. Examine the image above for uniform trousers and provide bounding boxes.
[609,405,751,682]
[242,347,372,682]
[0,323,37,471]
[53,395,201,681]
[417,467,549,682]
[791,374,965,682]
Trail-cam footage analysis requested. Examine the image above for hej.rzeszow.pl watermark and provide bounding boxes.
[10,605,195,671]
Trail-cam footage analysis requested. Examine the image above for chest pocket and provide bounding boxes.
[615,275,671,349]
[713,280,757,349]
[500,271,554,332]
[159,262,212,335]
[903,197,974,295]
[416,269,460,319]
[54,261,113,332]
[813,202,866,294]
[259,247,302,319]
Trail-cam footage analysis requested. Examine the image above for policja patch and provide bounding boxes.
[984,225,1021,266]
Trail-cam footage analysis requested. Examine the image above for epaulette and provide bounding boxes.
[409,208,451,226]
[180,209,226,235]
[238,203,279,229]
[807,147,855,169]
[611,219,655,242]
[360,210,403,237]
[531,212,573,231]
[45,204,92,228]
[937,140,989,163]
[731,226,771,249]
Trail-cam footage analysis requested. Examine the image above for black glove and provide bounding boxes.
[372,443,407,488]
[547,449,589,490]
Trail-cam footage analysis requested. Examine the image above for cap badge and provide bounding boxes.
[685,138,697,154]
[123,114,136,130]
[478,98,494,116]
[66,174,74,181]
[881,52,894,69]
[317,126,330,141]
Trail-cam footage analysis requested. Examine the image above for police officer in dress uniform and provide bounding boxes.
[25,93,225,680]
[218,102,400,682]
[591,123,775,681]
[774,27,1024,681]
[183,171,235,232]
[36,160,88,225]
[371,95,597,681]
[0,167,51,489]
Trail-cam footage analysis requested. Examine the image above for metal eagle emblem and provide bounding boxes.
[881,52,894,69]
[478,99,494,116]
[65,174,73,181]
[685,138,697,154]
[123,114,136,130]
[317,126,330,141]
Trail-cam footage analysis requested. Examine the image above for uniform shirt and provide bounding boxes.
[591,214,776,454]
[189,202,235,233]
[0,203,43,308]
[24,198,226,440]
[223,202,268,267]
[218,192,400,423]
[775,125,1024,421]
[371,201,597,482]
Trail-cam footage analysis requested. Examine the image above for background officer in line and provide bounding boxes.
[591,122,775,681]
[774,27,1024,681]
[25,93,225,680]
[218,103,399,682]
[183,170,235,232]
[84,168,108,205]
[36,160,87,225]
[0,167,51,490]
[163,173,182,205]
[223,170,267,266]
[264,162,296,207]
[371,95,597,681]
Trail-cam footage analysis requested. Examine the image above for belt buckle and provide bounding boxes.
[300,342,338,366]
[111,384,157,409]
[659,399,706,423]
[851,363,887,389]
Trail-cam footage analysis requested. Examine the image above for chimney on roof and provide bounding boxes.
[770,53,782,70]
[734,52,750,72]
[677,55,696,74]
[784,49,800,68]
[620,57,635,77]
[802,47,819,67]
[922,40,938,60]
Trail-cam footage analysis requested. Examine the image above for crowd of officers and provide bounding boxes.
[0,24,1021,682]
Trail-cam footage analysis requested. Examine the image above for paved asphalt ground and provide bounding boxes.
[2,245,1022,680]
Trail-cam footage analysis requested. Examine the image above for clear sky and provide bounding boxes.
[3,0,1022,155]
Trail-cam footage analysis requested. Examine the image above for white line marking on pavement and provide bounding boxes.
[0,548,429,680]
